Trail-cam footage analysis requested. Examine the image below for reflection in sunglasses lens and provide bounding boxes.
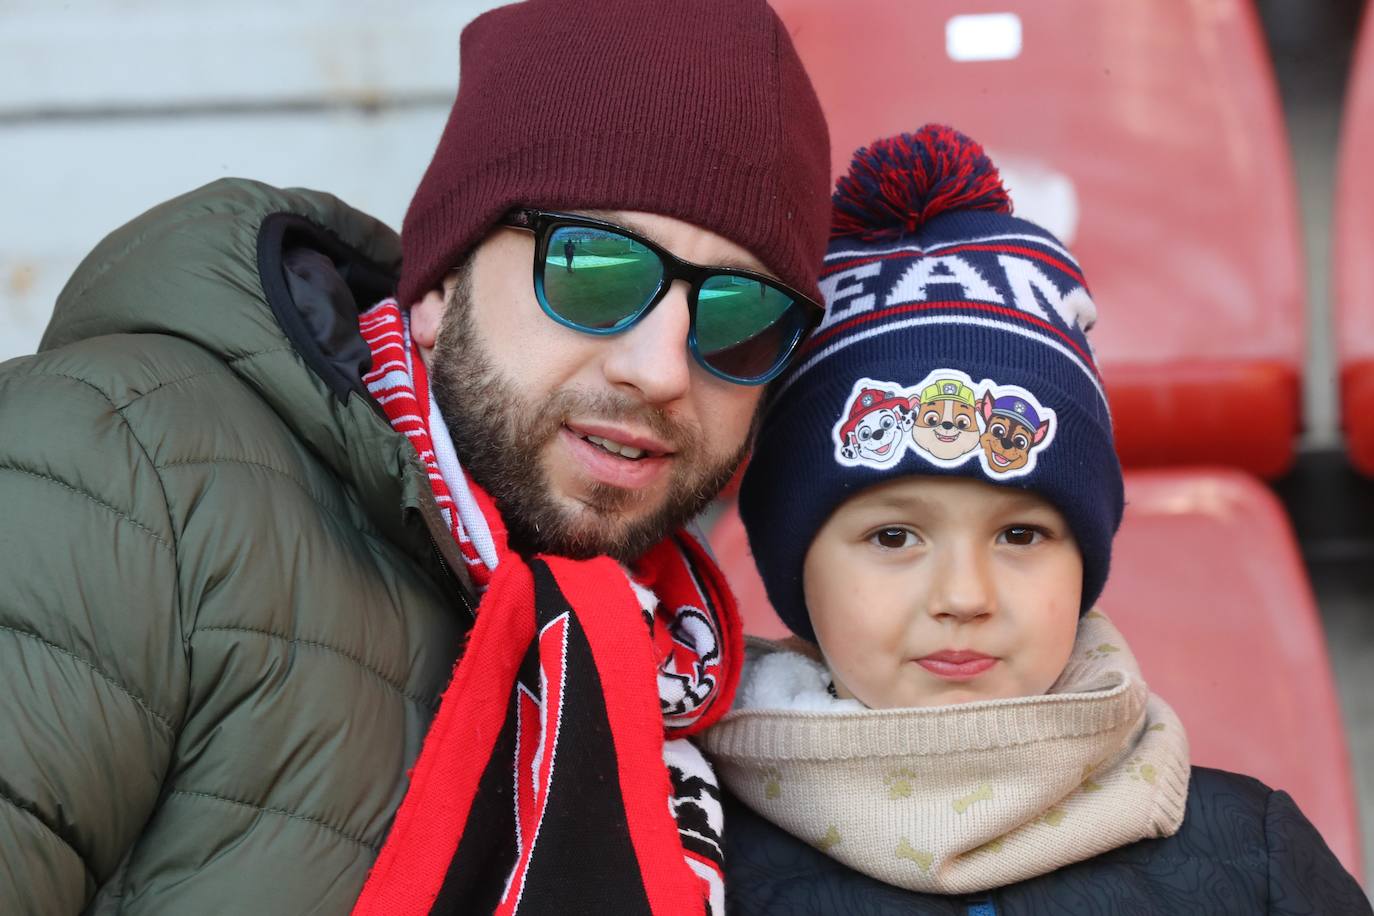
[543,226,662,329]
[697,275,799,379]
[538,221,806,382]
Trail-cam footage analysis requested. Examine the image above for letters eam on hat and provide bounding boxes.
[741,125,1125,642]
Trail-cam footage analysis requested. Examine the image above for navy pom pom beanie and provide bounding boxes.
[740,125,1125,642]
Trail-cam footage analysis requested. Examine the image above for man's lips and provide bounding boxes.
[915,650,998,679]
[565,420,673,458]
[558,426,673,491]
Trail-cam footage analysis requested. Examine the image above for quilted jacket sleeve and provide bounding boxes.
[0,357,189,914]
[1264,788,1372,914]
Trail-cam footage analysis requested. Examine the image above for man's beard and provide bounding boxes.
[427,267,753,563]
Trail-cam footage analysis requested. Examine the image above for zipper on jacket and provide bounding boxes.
[429,532,477,622]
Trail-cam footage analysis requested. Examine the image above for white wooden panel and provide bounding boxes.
[1,1,508,112]
[0,106,450,362]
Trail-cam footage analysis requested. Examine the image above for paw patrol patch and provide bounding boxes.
[832,370,1057,479]
[835,382,914,466]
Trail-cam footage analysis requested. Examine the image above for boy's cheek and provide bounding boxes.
[824,641,902,707]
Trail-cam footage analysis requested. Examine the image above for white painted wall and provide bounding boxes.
[0,0,508,363]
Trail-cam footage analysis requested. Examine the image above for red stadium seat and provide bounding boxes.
[707,469,1363,880]
[1335,7,1374,475]
[773,0,1306,478]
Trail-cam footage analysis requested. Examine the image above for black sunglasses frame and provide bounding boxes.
[500,208,823,385]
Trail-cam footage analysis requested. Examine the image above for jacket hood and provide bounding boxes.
[40,178,445,562]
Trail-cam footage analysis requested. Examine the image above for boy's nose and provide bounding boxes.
[601,282,693,405]
[928,544,995,622]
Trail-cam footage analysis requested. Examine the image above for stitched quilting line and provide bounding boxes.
[2,370,189,714]
[157,455,336,509]
[0,465,173,553]
[155,457,388,544]
[16,359,395,552]
[63,206,223,306]
[53,347,309,408]
[21,367,381,543]
[21,346,298,402]
[0,786,95,883]
[109,367,221,409]
[194,624,439,710]
[13,366,220,412]
[227,345,297,365]
[168,789,381,851]
[7,371,180,553]
[0,625,176,733]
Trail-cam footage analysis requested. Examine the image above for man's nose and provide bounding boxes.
[601,282,693,405]
[928,542,995,622]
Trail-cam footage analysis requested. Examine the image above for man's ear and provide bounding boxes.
[410,287,447,350]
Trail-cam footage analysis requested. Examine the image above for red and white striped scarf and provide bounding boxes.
[352,299,740,916]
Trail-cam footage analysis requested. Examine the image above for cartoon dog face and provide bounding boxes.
[911,380,980,461]
[839,388,914,465]
[978,391,1050,473]
[843,405,910,464]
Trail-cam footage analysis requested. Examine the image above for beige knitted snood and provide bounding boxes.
[699,612,1189,895]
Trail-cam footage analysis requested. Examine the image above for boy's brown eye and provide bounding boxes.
[1003,527,1038,546]
[873,527,914,549]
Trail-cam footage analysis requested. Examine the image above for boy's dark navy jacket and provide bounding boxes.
[724,767,1370,915]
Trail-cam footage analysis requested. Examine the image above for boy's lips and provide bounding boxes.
[915,650,998,680]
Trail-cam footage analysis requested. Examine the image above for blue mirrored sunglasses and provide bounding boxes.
[500,208,823,385]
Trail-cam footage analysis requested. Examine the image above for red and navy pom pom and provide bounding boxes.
[831,124,1011,241]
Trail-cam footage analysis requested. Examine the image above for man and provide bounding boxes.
[0,0,830,913]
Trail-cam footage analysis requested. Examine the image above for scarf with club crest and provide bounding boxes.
[351,299,741,916]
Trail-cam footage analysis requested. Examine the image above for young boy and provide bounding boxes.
[700,126,1371,914]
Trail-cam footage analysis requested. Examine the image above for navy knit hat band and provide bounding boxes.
[740,126,1125,642]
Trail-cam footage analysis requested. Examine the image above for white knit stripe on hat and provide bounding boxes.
[777,313,1109,410]
[826,233,1080,273]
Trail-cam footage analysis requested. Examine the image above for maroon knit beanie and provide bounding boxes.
[397,0,832,308]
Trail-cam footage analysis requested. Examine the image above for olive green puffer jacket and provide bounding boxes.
[0,179,477,914]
